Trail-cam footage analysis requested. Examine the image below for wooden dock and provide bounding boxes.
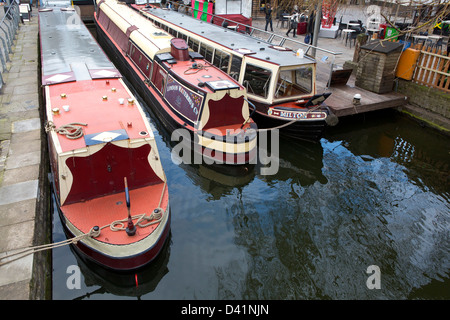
[316,63,408,117]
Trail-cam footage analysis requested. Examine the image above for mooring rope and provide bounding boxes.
[184,62,210,75]
[0,180,167,267]
[44,121,88,139]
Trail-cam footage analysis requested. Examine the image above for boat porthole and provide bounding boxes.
[139,131,148,136]
[116,201,122,205]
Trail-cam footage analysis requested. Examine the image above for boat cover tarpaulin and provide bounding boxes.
[39,8,121,85]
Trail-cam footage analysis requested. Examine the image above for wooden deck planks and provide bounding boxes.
[315,61,408,117]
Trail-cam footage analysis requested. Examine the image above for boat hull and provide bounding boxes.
[54,189,171,271]
[251,109,328,142]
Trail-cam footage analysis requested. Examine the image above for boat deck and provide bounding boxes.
[62,183,168,244]
[46,78,153,153]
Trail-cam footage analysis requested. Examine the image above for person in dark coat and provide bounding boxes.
[264,4,274,32]
[306,10,315,44]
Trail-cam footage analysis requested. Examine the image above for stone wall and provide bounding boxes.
[396,79,450,133]
[396,80,450,119]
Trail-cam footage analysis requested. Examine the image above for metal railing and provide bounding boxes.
[0,1,21,89]
[154,0,343,88]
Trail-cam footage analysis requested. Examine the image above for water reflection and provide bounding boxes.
[71,234,171,299]
[52,105,450,299]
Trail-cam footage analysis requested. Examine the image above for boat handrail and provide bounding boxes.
[142,0,343,88]
[156,0,342,58]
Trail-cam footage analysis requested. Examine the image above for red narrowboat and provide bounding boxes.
[94,0,257,172]
[39,6,170,271]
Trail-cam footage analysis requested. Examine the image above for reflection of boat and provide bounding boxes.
[257,138,327,186]
[126,1,336,142]
[182,163,255,200]
[40,6,170,271]
[71,232,171,299]
[94,0,257,171]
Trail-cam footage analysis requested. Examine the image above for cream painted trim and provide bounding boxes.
[45,85,63,155]
[98,1,132,35]
[197,88,248,131]
[99,0,172,59]
[197,133,257,154]
[64,202,170,258]
[58,139,166,205]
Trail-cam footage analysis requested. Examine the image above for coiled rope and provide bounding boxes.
[45,121,87,139]
[184,62,210,75]
[0,180,167,267]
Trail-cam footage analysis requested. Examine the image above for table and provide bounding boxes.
[342,29,355,47]
[348,23,360,27]
[367,28,380,42]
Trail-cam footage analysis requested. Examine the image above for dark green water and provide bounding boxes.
[51,108,450,300]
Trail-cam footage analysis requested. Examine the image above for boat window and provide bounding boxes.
[275,66,313,98]
[188,38,200,52]
[243,64,272,98]
[151,63,167,93]
[169,28,178,37]
[179,32,188,41]
[229,55,242,80]
[199,43,214,63]
[212,49,230,72]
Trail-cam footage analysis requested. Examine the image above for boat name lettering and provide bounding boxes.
[164,76,203,122]
[166,84,198,115]
[270,109,307,119]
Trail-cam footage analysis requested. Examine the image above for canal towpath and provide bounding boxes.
[0,8,49,300]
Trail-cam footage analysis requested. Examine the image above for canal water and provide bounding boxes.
[51,91,450,299]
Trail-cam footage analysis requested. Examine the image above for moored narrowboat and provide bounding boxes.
[94,0,257,171]
[39,6,170,271]
[129,1,337,142]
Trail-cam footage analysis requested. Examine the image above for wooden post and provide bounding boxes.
[352,33,368,63]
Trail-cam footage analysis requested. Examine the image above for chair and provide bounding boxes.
[348,26,361,48]
[434,38,444,51]
[277,12,289,28]
[336,16,346,38]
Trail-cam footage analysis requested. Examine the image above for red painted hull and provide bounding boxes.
[39,7,170,271]
[58,205,171,271]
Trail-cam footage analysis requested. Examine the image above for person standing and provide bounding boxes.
[286,10,299,37]
[306,9,316,44]
[264,3,273,32]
